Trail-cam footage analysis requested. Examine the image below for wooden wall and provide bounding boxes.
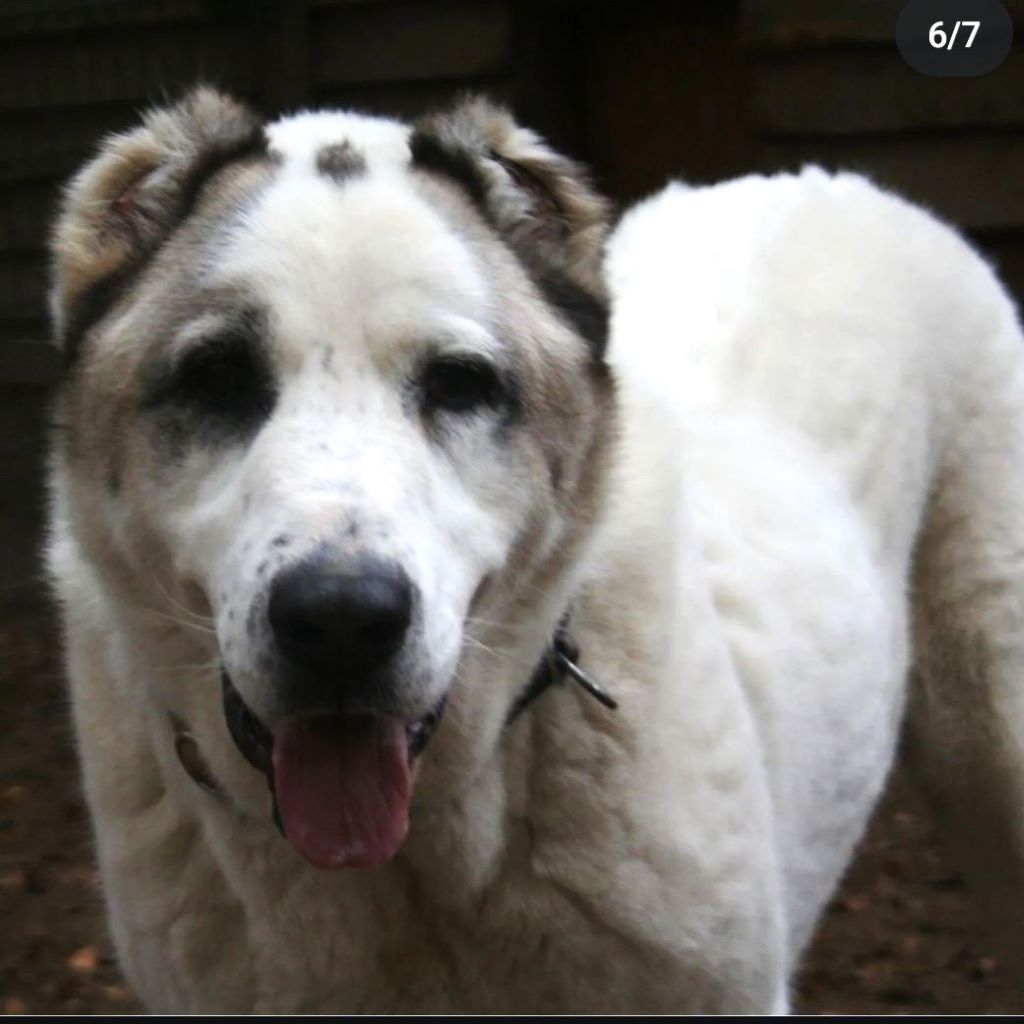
[0,0,529,385]
[0,0,1022,608]
[742,0,1024,305]
[2,0,1021,386]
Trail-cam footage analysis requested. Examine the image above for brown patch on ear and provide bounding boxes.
[410,96,611,305]
[50,86,265,367]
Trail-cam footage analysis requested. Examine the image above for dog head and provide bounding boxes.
[50,88,615,868]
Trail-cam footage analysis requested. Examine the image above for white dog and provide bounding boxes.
[46,89,1024,1012]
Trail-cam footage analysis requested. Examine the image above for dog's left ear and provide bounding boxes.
[410,97,611,324]
[50,87,264,365]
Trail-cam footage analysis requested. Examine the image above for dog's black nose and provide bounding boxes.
[268,554,413,675]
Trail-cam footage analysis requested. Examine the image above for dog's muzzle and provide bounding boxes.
[199,551,446,871]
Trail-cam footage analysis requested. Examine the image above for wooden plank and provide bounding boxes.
[0,181,63,252]
[0,23,259,111]
[753,48,1024,135]
[758,134,1024,231]
[261,0,312,113]
[0,380,55,611]
[313,0,509,85]
[508,1,591,165]
[743,0,1024,49]
[0,104,140,184]
[0,0,209,39]
[740,0,899,48]
[314,77,511,121]
[0,339,58,385]
[973,231,1024,306]
[310,0,408,6]
[0,256,48,316]
[583,3,754,203]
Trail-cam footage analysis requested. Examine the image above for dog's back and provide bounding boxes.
[607,169,1024,975]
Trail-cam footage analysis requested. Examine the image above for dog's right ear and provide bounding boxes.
[50,86,264,364]
[409,98,612,359]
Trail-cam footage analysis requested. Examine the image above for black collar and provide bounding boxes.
[505,615,618,727]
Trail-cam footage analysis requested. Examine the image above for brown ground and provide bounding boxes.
[0,607,1019,1015]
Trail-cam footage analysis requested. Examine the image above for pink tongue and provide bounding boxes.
[272,714,411,870]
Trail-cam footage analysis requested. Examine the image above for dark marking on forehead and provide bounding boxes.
[316,141,366,183]
[60,124,270,373]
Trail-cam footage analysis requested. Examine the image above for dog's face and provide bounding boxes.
[50,91,614,868]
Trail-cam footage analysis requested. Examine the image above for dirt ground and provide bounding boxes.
[0,606,1020,1015]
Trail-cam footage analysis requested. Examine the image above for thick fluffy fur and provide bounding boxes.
[47,90,1024,1012]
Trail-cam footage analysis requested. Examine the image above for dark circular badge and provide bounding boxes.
[896,0,1014,77]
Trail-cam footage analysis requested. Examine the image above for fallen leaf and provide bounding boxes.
[855,961,886,985]
[841,893,872,913]
[54,864,99,888]
[973,956,999,980]
[0,784,28,808]
[0,866,26,889]
[68,944,98,973]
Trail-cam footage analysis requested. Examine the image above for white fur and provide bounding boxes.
[52,114,1024,1014]
[266,110,411,175]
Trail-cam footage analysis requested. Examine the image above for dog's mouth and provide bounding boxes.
[221,671,446,870]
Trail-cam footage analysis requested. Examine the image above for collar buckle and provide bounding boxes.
[505,615,618,726]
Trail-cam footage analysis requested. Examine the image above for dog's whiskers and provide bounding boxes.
[464,614,517,637]
[462,634,500,658]
[140,605,218,637]
[150,573,215,627]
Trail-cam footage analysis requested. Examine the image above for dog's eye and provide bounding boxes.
[148,332,276,434]
[420,357,503,414]
[175,341,252,406]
